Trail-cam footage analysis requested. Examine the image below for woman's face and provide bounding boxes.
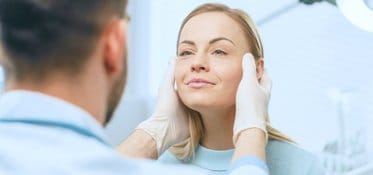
[175,12,261,112]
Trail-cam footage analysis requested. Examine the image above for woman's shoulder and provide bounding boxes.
[267,139,314,158]
[266,139,325,175]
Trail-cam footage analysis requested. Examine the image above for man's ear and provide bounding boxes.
[102,19,127,75]
[256,58,264,81]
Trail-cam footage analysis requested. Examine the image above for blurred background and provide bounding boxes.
[0,0,372,174]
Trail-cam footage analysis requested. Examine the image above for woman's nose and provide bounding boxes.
[191,55,210,72]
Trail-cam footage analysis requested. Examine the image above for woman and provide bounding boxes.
[157,3,325,175]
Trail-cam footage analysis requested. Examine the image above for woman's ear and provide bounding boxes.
[256,58,264,81]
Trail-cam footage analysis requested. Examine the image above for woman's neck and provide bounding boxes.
[199,107,235,150]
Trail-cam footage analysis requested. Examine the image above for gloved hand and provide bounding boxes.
[233,53,272,145]
[136,58,189,156]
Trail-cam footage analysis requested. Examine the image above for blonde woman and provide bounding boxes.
[156,3,325,175]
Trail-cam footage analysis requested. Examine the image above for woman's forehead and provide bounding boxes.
[179,12,247,47]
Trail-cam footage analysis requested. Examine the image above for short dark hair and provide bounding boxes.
[0,0,128,81]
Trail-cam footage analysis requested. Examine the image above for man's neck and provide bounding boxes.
[199,107,235,150]
[5,75,106,126]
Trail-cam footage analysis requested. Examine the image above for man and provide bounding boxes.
[0,0,269,174]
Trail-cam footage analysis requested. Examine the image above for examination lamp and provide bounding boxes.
[300,0,373,32]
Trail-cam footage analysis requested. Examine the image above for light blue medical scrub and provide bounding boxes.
[0,90,269,175]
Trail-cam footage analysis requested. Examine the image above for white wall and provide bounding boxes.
[258,2,373,153]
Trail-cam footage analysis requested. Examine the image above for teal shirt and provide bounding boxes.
[158,140,326,175]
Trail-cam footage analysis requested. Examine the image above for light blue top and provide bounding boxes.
[159,139,326,175]
[0,91,196,175]
[0,90,268,175]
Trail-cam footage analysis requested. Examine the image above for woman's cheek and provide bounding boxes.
[219,63,242,92]
[174,61,184,79]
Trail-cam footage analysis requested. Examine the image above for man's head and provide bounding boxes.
[0,0,128,125]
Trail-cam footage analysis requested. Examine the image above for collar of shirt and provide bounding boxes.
[0,90,110,146]
[191,145,234,172]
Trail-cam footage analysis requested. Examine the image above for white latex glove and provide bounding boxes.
[233,53,272,145]
[136,58,189,156]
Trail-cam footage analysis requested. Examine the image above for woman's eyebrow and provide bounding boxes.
[179,37,235,46]
[179,40,195,46]
[209,37,236,46]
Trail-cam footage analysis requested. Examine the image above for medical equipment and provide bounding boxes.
[300,0,373,32]
[323,89,370,175]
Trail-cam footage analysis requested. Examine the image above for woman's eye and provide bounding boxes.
[178,51,193,57]
[213,49,227,56]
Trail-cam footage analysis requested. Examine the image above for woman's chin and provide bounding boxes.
[180,93,233,112]
[184,101,219,112]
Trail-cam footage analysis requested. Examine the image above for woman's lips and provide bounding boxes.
[186,78,215,88]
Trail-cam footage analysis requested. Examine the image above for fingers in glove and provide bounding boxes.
[260,69,272,94]
[241,53,258,85]
[159,57,177,92]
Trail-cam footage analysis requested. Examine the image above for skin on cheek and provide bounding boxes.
[215,60,241,105]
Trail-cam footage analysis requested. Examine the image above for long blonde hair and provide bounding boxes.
[170,3,294,161]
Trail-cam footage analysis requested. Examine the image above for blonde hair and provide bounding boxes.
[170,3,294,161]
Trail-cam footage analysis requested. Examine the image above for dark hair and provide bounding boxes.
[0,0,127,80]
